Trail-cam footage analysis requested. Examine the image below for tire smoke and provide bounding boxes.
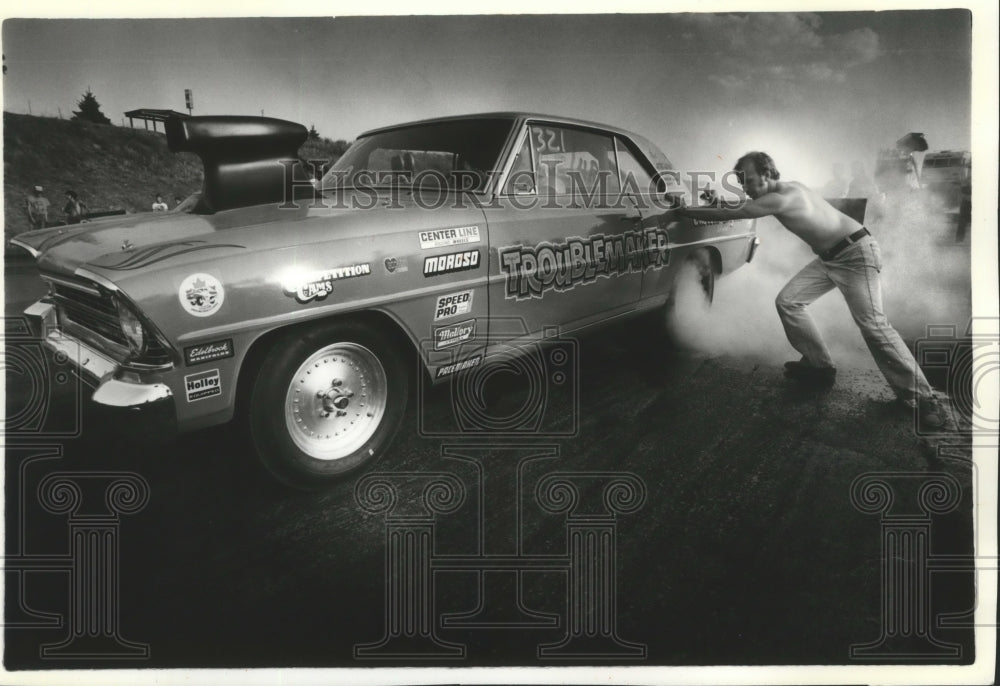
[665,192,971,366]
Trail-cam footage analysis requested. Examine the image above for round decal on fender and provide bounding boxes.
[179,273,225,317]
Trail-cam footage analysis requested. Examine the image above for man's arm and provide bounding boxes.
[677,191,789,222]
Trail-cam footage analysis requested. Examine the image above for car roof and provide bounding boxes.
[360,112,642,139]
[359,111,676,172]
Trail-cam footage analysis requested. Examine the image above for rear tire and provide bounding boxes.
[657,249,716,344]
[248,320,408,490]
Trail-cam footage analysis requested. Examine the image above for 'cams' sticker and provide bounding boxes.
[179,273,225,317]
[423,250,480,277]
[184,369,222,402]
[418,226,480,250]
[499,228,670,301]
[184,339,234,366]
[434,319,476,350]
[283,263,372,303]
[384,256,409,274]
[435,356,482,378]
[433,290,474,321]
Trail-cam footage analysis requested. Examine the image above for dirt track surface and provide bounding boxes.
[4,253,976,668]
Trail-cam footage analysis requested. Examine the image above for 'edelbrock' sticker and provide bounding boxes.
[184,339,234,366]
[433,290,474,321]
[418,226,480,250]
[282,263,372,303]
[434,319,476,350]
[435,355,481,378]
[179,273,225,317]
[423,250,480,277]
[184,369,222,402]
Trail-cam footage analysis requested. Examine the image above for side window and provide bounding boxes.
[615,138,655,196]
[502,135,536,195]
[529,125,621,199]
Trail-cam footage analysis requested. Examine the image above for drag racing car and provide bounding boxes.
[12,112,758,489]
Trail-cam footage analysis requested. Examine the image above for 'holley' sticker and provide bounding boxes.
[434,319,476,350]
[433,290,474,321]
[423,250,480,277]
[184,369,222,402]
[282,263,372,303]
[184,339,234,366]
[418,226,480,250]
[435,355,482,378]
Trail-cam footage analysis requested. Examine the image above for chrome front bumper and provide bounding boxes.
[26,301,173,408]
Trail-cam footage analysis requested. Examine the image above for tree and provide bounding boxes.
[72,88,112,125]
[308,124,320,140]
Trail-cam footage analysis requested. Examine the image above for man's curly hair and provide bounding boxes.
[734,151,780,180]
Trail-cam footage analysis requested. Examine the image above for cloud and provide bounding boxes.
[679,13,881,102]
[834,27,881,66]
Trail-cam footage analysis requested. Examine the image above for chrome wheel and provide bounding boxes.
[283,342,388,461]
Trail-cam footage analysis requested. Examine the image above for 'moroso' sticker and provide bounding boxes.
[179,273,225,317]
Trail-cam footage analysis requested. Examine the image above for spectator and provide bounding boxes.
[956,182,971,243]
[64,190,86,225]
[173,195,183,208]
[152,194,169,212]
[26,185,50,229]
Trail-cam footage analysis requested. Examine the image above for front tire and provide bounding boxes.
[249,320,408,490]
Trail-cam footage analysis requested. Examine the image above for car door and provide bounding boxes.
[484,122,645,344]
[611,134,682,301]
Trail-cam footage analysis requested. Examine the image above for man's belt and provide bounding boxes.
[819,228,870,261]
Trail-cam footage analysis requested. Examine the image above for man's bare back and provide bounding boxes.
[763,181,863,253]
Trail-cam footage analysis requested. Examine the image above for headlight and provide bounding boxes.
[115,296,146,355]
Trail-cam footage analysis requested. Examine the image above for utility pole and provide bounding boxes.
[184,88,193,116]
[27,99,32,115]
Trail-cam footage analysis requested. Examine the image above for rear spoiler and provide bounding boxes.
[165,115,308,213]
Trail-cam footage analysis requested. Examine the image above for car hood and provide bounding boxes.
[13,211,254,280]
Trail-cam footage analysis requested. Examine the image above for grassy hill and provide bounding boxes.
[3,112,348,244]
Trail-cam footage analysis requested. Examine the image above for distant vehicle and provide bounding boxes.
[12,112,758,489]
[921,150,971,209]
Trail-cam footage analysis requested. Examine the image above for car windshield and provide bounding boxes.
[320,118,515,193]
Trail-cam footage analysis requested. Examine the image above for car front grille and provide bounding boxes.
[49,280,172,366]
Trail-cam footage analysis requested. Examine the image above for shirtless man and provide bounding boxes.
[677,151,946,428]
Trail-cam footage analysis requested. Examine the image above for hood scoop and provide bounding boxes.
[166,115,308,213]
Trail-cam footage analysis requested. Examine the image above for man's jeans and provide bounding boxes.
[775,235,933,401]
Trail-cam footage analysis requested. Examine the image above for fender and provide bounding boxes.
[165,115,308,213]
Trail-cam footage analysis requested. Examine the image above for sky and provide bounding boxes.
[0,9,976,187]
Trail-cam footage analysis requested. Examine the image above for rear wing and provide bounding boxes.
[165,115,308,213]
